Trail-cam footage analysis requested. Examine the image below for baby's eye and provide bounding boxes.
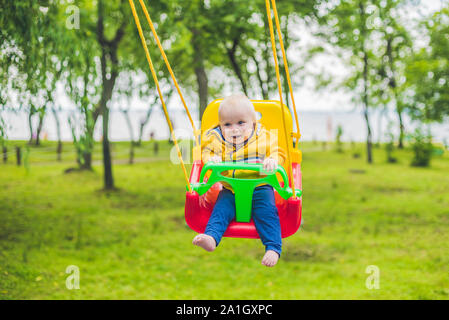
[238,121,245,125]
[224,123,231,127]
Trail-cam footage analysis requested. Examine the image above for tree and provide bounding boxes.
[62,0,145,188]
[94,0,130,189]
[0,45,11,158]
[374,0,414,149]
[406,6,449,123]
[41,4,70,158]
[1,1,68,148]
[159,0,218,119]
[65,36,99,170]
[314,0,382,163]
[207,0,319,107]
[0,82,7,159]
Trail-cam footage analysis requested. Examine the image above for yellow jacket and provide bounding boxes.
[201,122,286,191]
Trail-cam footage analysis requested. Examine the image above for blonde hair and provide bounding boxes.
[218,94,257,121]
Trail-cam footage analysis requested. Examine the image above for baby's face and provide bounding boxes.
[219,108,255,145]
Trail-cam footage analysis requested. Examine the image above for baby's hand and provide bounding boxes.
[209,155,222,163]
[263,157,278,173]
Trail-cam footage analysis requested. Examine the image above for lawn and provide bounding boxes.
[0,141,448,299]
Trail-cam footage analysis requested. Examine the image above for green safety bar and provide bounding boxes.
[189,162,302,223]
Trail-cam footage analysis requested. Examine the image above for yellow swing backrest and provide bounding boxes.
[195,99,302,168]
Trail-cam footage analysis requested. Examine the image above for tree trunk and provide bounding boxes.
[81,152,92,170]
[194,57,208,120]
[191,28,209,120]
[397,105,405,149]
[83,108,95,170]
[96,0,125,189]
[225,37,248,95]
[2,146,7,163]
[281,17,291,111]
[252,55,269,100]
[99,81,115,189]
[360,2,372,164]
[51,107,63,161]
[263,19,273,96]
[101,105,114,189]
[35,112,45,146]
[154,141,159,155]
[129,144,134,165]
[16,146,21,166]
[282,68,290,110]
[362,52,373,161]
[363,104,373,164]
[384,36,405,149]
[28,110,34,145]
[57,141,63,162]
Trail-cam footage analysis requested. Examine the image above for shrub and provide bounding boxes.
[409,128,433,167]
[335,124,343,153]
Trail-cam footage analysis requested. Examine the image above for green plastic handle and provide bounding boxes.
[190,161,302,223]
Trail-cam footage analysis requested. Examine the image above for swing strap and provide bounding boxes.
[269,0,301,147]
[137,0,200,148]
[265,0,297,198]
[129,0,192,192]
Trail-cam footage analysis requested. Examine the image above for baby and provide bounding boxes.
[193,94,286,267]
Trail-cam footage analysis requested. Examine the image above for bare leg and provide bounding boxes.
[194,188,235,252]
[252,185,282,267]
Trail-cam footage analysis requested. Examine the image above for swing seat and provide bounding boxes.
[185,99,303,239]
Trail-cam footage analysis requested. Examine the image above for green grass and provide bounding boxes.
[1,141,449,299]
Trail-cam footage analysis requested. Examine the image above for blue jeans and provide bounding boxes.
[204,184,282,256]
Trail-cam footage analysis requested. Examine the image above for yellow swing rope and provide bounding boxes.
[128,0,192,192]
[270,0,301,149]
[138,0,200,148]
[265,0,297,197]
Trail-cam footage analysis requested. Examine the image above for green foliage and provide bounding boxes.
[409,127,433,167]
[0,113,6,147]
[314,0,413,106]
[406,6,449,122]
[1,1,71,145]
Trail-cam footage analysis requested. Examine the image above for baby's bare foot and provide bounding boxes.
[261,250,279,267]
[192,234,216,252]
